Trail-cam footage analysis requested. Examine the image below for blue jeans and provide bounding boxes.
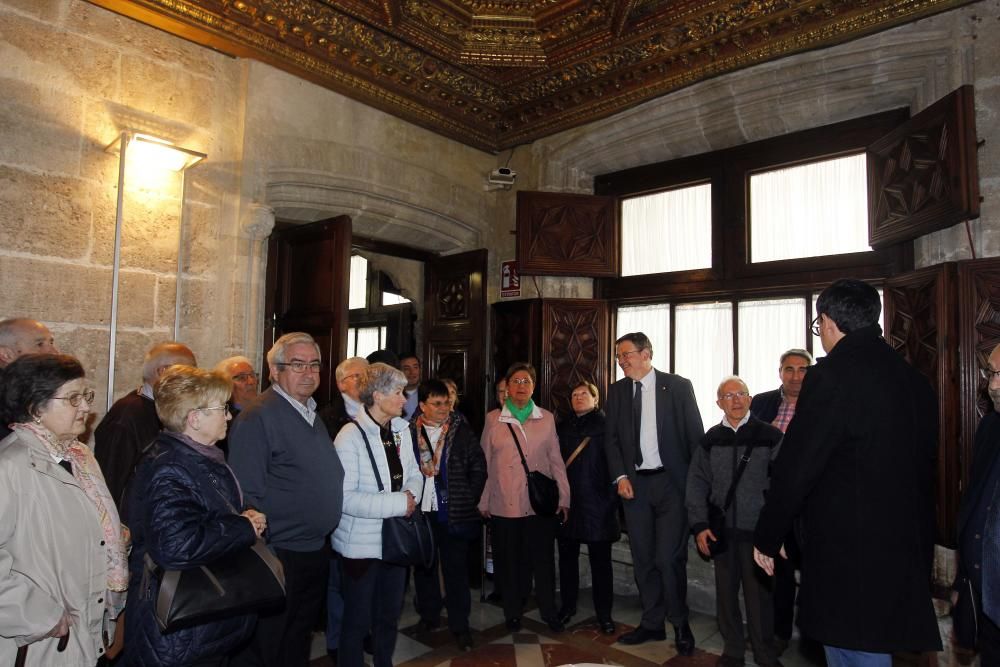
[823,646,891,667]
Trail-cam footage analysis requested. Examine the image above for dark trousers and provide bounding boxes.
[981,606,1000,666]
[715,538,776,665]
[557,538,614,621]
[413,519,474,634]
[326,552,344,650]
[622,473,689,629]
[231,545,329,667]
[773,532,799,640]
[492,515,558,622]
[340,559,407,667]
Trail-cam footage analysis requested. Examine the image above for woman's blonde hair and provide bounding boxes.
[154,365,233,432]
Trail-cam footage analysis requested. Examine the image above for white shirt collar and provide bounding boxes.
[272,384,317,425]
[635,368,655,390]
[720,412,751,433]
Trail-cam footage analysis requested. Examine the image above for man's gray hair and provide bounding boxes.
[335,356,369,382]
[716,375,749,398]
[142,342,197,383]
[214,355,254,375]
[359,362,407,407]
[779,348,814,366]
[267,332,321,367]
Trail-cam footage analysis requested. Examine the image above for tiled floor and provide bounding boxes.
[309,586,826,667]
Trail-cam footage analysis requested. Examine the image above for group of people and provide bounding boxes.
[0,276,996,667]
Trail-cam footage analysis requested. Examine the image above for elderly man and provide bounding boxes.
[400,354,422,419]
[0,318,59,439]
[214,355,259,413]
[749,348,813,652]
[229,332,344,667]
[94,341,196,507]
[754,279,940,666]
[605,332,704,652]
[687,377,783,667]
[318,355,369,663]
[954,342,1000,663]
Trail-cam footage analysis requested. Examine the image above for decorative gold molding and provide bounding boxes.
[88,0,976,152]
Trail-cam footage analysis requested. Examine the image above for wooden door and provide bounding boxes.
[541,299,610,420]
[264,216,352,408]
[424,249,488,432]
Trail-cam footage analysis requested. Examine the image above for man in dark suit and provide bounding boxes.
[605,332,704,652]
[954,342,1000,663]
[754,279,941,666]
[749,347,812,654]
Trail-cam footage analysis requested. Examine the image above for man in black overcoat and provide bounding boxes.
[605,331,704,653]
[753,279,941,665]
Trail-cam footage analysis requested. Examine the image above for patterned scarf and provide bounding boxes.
[14,422,129,617]
[414,413,450,477]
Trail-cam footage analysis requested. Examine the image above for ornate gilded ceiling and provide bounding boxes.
[91,0,973,152]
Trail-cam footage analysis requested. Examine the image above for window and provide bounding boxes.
[347,326,389,358]
[749,154,870,263]
[674,302,734,429]
[349,255,367,310]
[382,292,411,306]
[615,304,671,380]
[738,298,807,396]
[621,183,712,276]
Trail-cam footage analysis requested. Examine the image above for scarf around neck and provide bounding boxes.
[414,413,451,477]
[14,422,129,617]
[505,397,534,424]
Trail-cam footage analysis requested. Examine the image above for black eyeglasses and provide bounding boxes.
[52,389,95,407]
[810,316,822,337]
[984,368,1000,381]
[277,361,322,373]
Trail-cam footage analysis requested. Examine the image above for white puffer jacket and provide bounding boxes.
[331,409,422,559]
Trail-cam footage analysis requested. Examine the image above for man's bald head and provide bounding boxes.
[0,318,57,367]
[142,342,197,384]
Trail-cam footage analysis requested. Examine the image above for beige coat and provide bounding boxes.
[0,430,109,666]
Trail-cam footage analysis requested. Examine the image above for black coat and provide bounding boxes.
[410,412,487,528]
[749,387,782,424]
[125,432,258,667]
[557,409,620,543]
[754,325,940,653]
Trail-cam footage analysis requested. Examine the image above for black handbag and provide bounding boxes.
[507,423,559,517]
[352,421,436,569]
[706,440,758,558]
[145,537,286,633]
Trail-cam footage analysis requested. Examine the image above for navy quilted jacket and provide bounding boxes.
[124,432,258,667]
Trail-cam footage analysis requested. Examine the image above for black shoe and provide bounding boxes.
[487,591,502,603]
[545,617,565,633]
[414,618,440,634]
[673,623,695,657]
[326,648,338,666]
[557,608,576,625]
[617,626,666,645]
[598,619,616,635]
[456,631,474,651]
[506,617,521,632]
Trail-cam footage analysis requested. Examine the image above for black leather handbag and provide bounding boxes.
[145,537,286,632]
[706,440,758,558]
[507,423,559,517]
[353,421,436,569]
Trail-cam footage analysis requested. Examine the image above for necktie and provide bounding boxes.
[633,381,643,466]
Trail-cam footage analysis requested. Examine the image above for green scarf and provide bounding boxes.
[505,397,535,424]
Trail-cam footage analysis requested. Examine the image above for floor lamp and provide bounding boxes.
[104,132,206,410]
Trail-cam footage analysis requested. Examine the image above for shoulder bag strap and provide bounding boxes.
[505,422,531,478]
[565,437,591,468]
[351,419,384,492]
[721,439,758,511]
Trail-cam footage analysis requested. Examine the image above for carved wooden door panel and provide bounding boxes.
[424,249,487,432]
[516,191,619,276]
[868,85,980,248]
[490,299,543,401]
[264,215,352,407]
[541,299,610,420]
[883,265,959,546]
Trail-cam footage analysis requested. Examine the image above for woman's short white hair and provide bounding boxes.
[359,362,407,407]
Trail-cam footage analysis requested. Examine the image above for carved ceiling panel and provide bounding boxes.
[92,0,973,152]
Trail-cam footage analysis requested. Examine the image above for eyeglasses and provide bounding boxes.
[810,316,822,337]
[277,361,322,373]
[52,389,95,407]
[423,399,450,409]
[615,349,642,362]
[719,391,749,401]
[341,372,361,383]
[199,405,231,416]
[510,378,533,385]
[984,368,1000,381]
[232,372,257,383]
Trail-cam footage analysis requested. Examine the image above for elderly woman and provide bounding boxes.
[125,365,267,667]
[556,382,620,634]
[478,362,570,632]
[333,362,422,667]
[0,354,128,666]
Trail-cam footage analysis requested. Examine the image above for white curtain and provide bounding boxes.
[354,327,381,359]
[621,184,712,276]
[674,302,734,430]
[616,304,672,380]
[738,298,807,397]
[750,153,869,263]
[349,255,367,310]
